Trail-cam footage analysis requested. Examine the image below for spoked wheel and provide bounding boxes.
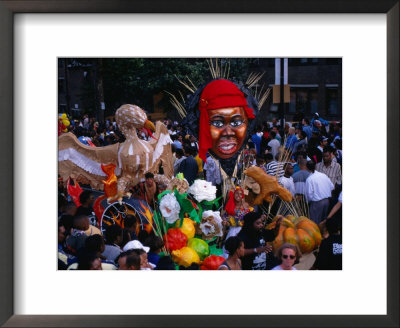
[100,198,154,235]
[100,201,140,233]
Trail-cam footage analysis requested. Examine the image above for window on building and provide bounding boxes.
[269,103,279,113]
[289,87,319,114]
[326,87,339,115]
[289,91,296,113]
[326,58,341,65]
[264,58,275,67]
[59,104,67,112]
[288,58,319,66]
[309,89,319,114]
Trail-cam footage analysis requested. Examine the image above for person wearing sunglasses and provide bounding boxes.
[237,212,283,270]
[272,243,302,270]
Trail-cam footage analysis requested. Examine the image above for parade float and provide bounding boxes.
[59,104,173,236]
[58,60,321,270]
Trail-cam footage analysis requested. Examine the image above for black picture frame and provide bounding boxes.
[0,1,398,327]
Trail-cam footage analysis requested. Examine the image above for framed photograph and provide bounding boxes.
[1,1,398,327]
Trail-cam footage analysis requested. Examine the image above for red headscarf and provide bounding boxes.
[224,186,245,216]
[198,79,255,162]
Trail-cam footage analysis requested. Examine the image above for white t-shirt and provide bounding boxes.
[279,176,296,196]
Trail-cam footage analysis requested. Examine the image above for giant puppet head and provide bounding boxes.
[183,79,259,177]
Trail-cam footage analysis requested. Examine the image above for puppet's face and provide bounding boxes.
[167,177,189,194]
[208,107,248,159]
[198,215,223,240]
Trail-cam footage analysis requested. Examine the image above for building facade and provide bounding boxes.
[253,58,342,123]
[58,58,342,123]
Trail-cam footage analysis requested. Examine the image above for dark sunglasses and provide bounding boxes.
[282,255,295,259]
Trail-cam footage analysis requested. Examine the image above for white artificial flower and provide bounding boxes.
[159,193,181,224]
[187,180,217,202]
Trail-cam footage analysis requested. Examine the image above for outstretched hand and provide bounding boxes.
[275,215,284,227]
[262,244,273,253]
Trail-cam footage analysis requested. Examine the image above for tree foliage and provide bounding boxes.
[66,58,260,118]
[101,58,259,117]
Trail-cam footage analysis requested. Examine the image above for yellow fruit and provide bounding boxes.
[175,218,196,239]
[171,247,200,267]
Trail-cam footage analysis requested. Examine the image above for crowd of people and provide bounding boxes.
[58,112,342,270]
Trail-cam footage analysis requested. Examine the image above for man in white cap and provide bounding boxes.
[122,240,154,270]
[123,240,150,253]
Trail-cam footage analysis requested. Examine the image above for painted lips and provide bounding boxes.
[217,141,238,155]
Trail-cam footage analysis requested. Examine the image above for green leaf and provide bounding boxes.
[201,196,222,210]
[166,222,176,230]
[196,203,203,224]
[206,237,217,244]
[188,208,200,223]
[153,210,161,229]
[174,189,196,219]
[209,244,224,256]
[157,190,172,201]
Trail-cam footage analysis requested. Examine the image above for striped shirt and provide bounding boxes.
[264,161,284,179]
[315,161,342,186]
